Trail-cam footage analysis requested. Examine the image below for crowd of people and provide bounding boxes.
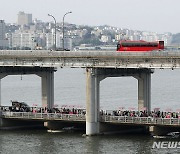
[100,110,180,119]
[0,106,86,115]
[1,103,180,119]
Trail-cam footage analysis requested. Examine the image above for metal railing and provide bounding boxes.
[1,112,180,126]
[101,115,180,126]
[1,112,86,121]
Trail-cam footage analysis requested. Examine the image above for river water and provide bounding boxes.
[0,68,180,154]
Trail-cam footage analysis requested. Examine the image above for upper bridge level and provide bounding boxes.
[0,50,180,69]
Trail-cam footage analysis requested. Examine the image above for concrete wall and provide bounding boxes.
[0,118,44,130]
[149,126,180,136]
[44,120,148,135]
[44,121,85,131]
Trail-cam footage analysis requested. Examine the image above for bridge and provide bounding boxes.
[0,50,180,136]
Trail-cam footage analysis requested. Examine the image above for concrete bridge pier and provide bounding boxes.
[86,68,105,136]
[85,68,153,135]
[0,74,7,106]
[134,69,153,112]
[37,71,54,109]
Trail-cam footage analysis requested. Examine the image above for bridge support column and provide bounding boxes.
[0,74,7,106]
[86,68,104,136]
[38,71,54,109]
[135,71,152,112]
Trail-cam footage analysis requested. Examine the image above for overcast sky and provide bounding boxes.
[1,0,180,34]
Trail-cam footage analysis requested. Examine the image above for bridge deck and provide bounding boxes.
[0,50,180,68]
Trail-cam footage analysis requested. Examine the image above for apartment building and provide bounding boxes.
[0,20,8,48]
[17,11,32,26]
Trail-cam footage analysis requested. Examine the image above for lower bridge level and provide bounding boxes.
[1,111,180,136]
[1,112,180,126]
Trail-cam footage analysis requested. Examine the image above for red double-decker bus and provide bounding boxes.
[117,40,164,52]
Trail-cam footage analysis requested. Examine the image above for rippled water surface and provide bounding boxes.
[0,130,180,154]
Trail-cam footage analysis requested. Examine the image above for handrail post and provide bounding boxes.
[170,118,172,125]
[155,118,157,124]
[54,113,56,120]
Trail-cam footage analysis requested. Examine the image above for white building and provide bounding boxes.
[12,30,39,49]
[100,35,111,43]
[115,34,121,41]
[46,31,72,50]
[63,38,72,50]
[56,33,72,50]
[46,33,53,49]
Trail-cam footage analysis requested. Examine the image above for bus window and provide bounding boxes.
[117,43,121,50]
[159,41,164,49]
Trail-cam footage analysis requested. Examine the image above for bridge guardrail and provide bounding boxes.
[101,115,180,126]
[1,112,86,121]
[1,112,180,126]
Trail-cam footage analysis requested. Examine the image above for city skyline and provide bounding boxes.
[1,0,180,34]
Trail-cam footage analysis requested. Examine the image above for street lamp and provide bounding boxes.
[48,14,56,50]
[62,11,72,50]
